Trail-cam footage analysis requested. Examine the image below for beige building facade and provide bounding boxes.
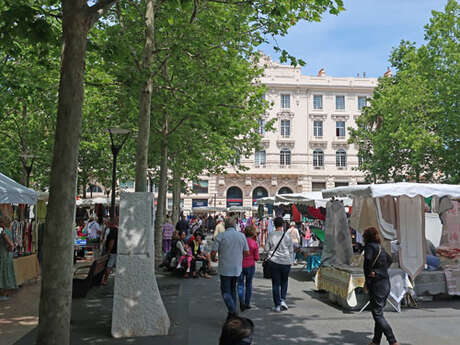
[182,55,378,211]
[87,56,378,212]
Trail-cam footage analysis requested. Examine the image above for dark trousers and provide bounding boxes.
[271,262,291,306]
[192,257,209,273]
[220,275,238,314]
[369,279,397,344]
[238,266,255,306]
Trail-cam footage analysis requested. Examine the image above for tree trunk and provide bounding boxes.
[37,3,91,345]
[154,130,168,266]
[134,0,156,192]
[172,169,181,225]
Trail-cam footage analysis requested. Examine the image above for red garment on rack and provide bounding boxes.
[292,204,301,223]
[307,206,326,221]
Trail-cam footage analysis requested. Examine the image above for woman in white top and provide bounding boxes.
[264,217,293,312]
[286,222,300,264]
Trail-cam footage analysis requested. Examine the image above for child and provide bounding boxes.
[177,243,193,273]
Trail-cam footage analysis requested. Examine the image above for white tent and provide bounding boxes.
[256,192,352,208]
[192,206,227,213]
[322,182,460,199]
[76,197,119,206]
[0,172,37,205]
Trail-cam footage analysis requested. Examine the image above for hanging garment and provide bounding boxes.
[432,196,453,216]
[439,200,460,249]
[321,200,353,266]
[349,197,363,230]
[375,196,398,241]
[292,204,301,223]
[307,206,326,221]
[397,196,426,280]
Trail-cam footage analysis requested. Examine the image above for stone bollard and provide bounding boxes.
[111,192,170,337]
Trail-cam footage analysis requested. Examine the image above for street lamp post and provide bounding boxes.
[19,154,36,187]
[107,128,130,222]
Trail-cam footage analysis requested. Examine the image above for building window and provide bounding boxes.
[231,150,240,166]
[192,180,208,194]
[278,187,293,194]
[336,95,345,110]
[254,150,266,165]
[313,120,323,137]
[336,149,347,167]
[313,95,323,110]
[227,186,243,207]
[281,94,290,109]
[280,149,291,166]
[257,118,265,135]
[280,119,291,138]
[313,149,324,167]
[336,121,346,137]
[192,199,208,208]
[358,96,367,110]
[312,182,326,192]
[335,182,349,187]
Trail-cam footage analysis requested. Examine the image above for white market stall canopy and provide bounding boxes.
[76,197,119,207]
[0,172,37,205]
[228,206,254,212]
[322,182,460,199]
[256,192,352,208]
[192,206,227,213]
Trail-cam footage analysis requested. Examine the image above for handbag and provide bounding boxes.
[263,230,287,279]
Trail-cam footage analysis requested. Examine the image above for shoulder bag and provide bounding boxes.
[263,230,287,279]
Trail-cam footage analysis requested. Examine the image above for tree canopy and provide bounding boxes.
[350,0,460,183]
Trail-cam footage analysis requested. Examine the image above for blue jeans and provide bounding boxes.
[271,262,291,306]
[238,266,255,306]
[220,275,238,313]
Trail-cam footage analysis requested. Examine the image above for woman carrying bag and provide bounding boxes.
[264,217,293,312]
[363,227,399,345]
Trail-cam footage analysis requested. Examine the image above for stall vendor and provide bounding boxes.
[0,215,17,300]
[425,238,440,270]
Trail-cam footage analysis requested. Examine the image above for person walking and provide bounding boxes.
[212,216,249,320]
[0,216,17,300]
[363,227,399,345]
[264,216,293,312]
[213,217,226,240]
[238,225,259,312]
[162,217,174,254]
[286,222,300,264]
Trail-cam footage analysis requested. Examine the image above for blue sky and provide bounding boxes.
[260,0,448,78]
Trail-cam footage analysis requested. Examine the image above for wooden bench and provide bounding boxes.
[72,255,109,298]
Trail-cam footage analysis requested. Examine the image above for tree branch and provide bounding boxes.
[88,0,118,25]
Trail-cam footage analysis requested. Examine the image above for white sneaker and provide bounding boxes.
[176,264,181,269]
[280,300,288,311]
[186,267,190,273]
[271,305,281,312]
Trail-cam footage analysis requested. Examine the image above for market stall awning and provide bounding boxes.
[256,192,352,208]
[228,206,254,212]
[76,197,119,206]
[0,172,37,205]
[322,182,460,199]
[255,196,275,205]
[192,206,227,213]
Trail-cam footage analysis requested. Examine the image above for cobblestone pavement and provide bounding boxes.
[10,263,460,345]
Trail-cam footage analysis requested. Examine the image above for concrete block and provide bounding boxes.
[118,192,154,255]
[112,192,170,338]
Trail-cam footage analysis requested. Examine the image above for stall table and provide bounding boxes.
[315,265,366,309]
[13,254,40,286]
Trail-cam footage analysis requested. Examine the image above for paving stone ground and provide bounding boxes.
[7,263,460,345]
